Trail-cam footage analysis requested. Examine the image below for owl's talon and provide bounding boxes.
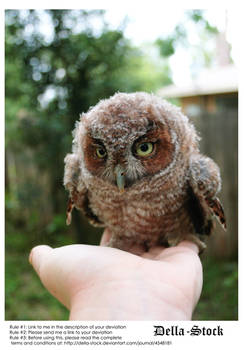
[183,234,206,254]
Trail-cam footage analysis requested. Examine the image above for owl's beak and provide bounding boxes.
[114,165,125,193]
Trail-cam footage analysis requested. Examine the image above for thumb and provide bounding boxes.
[29,245,70,309]
[29,245,53,275]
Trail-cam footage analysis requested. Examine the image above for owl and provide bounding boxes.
[64,92,226,253]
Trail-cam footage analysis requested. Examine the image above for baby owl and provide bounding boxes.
[64,92,226,253]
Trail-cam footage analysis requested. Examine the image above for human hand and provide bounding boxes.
[29,236,202,320]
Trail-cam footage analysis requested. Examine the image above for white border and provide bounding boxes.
[2,2,242,349]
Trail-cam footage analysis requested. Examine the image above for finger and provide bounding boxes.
[29,245,53,275]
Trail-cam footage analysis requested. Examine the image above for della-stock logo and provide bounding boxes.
[154,325,224,337]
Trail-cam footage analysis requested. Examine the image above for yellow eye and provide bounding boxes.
[135,142,154,157]
[96,146,107,158]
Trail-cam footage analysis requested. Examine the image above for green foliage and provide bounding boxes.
[193,258,238,320]
[46,214,67,235]
[190,10,204,23]
[188,10,218,34]
[156,23,187,57]
[156,37,175,57]
[156,9,218,69]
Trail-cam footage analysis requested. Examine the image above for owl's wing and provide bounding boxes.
[64,153,104,227]
[188,154,226,235]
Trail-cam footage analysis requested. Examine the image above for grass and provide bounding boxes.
[5,219,238,320]
[193,257,238,320]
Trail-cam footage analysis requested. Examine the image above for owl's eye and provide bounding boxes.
[96,146,107,158]
[135,142,154,157]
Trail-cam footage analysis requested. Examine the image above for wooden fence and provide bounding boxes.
[189,107,238,259]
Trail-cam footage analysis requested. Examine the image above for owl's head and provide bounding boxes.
[69,92,199,192]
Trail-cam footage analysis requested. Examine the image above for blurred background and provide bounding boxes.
[5,9,238,320]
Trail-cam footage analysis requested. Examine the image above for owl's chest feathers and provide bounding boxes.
[87,177,191,240]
